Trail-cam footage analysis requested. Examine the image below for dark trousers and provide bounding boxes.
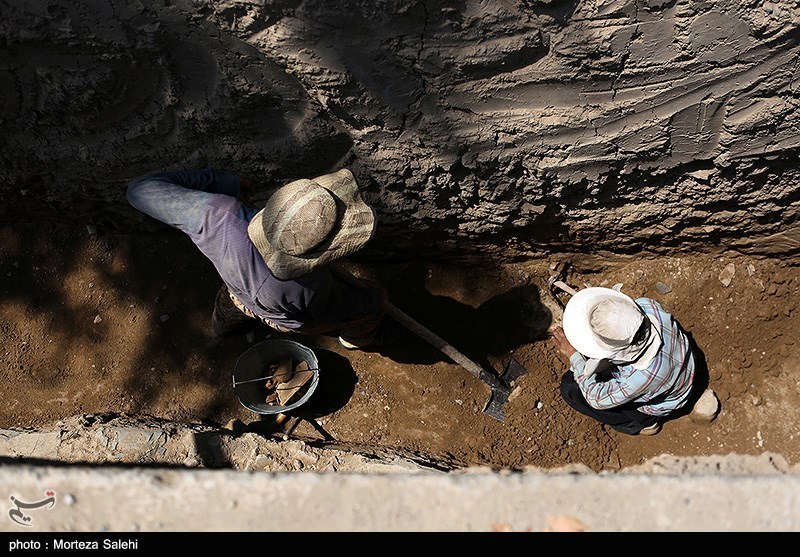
[559,371,660,435]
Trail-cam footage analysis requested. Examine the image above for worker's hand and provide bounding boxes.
[549,326,576,360]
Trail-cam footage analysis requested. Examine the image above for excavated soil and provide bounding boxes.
[1,222,798,472]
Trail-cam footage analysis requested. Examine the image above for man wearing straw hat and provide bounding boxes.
[549,286,697,436]
[126,167,386,350]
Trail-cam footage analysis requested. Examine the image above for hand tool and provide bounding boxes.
[334,265,527,422]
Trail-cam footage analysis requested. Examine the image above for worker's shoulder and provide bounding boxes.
[635,297,675,317]
[634,296,661,308]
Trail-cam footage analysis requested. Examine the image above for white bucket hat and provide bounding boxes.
[247,168,376,280]
[562,287,662,375]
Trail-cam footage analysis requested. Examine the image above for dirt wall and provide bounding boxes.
[1,0,798,259]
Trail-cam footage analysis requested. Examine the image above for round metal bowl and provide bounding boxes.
[232,339,319,415]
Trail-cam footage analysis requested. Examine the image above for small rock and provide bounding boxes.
[690,389,720,423]
[86,225,97,235]
[160,314,169,322]
[687,169,714,182]
[718,263,736,287]
[747,264,756,276]
[62,493,76,506]
[93,315,102,324]
[655,281,672,294]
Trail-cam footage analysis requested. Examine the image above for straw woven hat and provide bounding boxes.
[247,169,376,280]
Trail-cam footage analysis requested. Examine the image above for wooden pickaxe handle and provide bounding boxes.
[332,264,507,392]
[380,300,507,391]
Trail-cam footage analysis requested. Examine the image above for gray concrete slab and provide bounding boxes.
[0,465,798,532]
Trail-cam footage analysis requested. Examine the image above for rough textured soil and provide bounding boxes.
[2,0,799,484]
[2,222,798,472]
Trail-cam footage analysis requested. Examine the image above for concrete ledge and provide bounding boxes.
[1,465,799,532]
[2,415,799,532]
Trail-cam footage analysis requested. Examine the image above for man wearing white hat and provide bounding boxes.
[550,286,697,435]
[126,167,386,350]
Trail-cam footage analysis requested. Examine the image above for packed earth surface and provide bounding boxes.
[1,222,798,472]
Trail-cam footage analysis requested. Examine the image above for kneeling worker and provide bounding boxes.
[550,286,696,435]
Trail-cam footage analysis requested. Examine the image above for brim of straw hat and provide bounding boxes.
[247,169,376,280]
[562,287,658,361]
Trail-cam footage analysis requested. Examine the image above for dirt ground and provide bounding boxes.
[1,222,798,472]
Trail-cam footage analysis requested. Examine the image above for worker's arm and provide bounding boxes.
[559,322,649,409]
[571,354,654,410]
[131,168,243,195]
[126,168,252,234]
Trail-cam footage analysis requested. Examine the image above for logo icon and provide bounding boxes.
[8,491,56,527]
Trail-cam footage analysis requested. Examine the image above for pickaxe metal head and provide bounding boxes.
[482,358,528,422]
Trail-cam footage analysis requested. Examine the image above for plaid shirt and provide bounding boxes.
[568,298,696,416]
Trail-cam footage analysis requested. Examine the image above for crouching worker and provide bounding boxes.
[126,167,386,350]
[550,287,696,436]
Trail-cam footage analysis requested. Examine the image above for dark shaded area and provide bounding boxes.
[193,429,233,469]
[0,223,244,426]
[0,456,190,469]
[666,326,711,424]
[521,0,581,25]
[370,262,553,372]
[280,348,358,419]
[459,34,549,79]
[0,0,353,232]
